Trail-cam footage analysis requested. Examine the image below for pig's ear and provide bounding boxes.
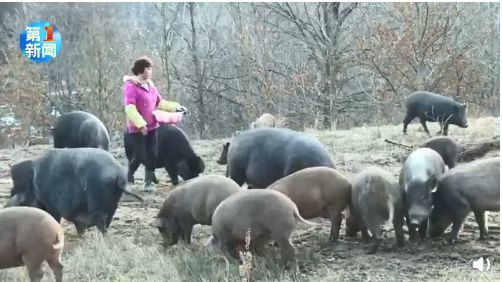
[5,193,25,207]
[153,218,162,228]
[431,191,438,202]
[428,176,437,192]
[197,156,205,172]
[224,142,230,149]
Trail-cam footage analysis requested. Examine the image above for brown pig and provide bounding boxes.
[421,136,460,168]
[250,113,276,128]
[210,189,314,272]
[0,206,64,282]
[348,167,405,254]
[429,157,500,244]
[155,175,241,247]
[266,166,351,243]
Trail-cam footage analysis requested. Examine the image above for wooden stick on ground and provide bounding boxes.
[384,139,415,151]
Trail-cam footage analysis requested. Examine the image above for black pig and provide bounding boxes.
[53,111,110,150]
[403,91,468,136]
[429,157,499,244]
[399,148,445,240]
[6,148,143,235]
[225,127,335,188]
[124,124,205,186]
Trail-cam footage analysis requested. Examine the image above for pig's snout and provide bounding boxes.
[410,219,420,228]
[408,204,431,226]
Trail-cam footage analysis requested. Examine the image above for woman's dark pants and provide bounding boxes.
[127,129,158,187]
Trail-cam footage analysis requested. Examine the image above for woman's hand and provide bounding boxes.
[176,105,188,115]
[140,126,148,135]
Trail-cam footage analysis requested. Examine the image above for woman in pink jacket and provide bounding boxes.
[123,56,187,190]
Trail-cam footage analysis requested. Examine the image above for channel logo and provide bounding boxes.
[19,21,62,63]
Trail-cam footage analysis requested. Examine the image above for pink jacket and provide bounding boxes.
[123,81,162,133]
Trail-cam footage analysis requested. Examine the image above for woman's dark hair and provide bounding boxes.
[131,56,153,75]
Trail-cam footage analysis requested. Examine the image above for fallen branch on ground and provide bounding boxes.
[384,139,415,150]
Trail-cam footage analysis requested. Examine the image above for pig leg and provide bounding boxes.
[250,236,268,256]
[151,173,159,184]
[328,209,342,243]
[405,214,418,241]
[127,157,141,184]
[180,223,194,245]
[345,218,359,237]
[345,210,364,237]
[403,113,415,135]
[275,236,298,273]
[75,223,86,237]
[442,123,449,136]
[105,211,116,228]
[419,118,431,137]
[91,212,108,234]
[367,225,383,254]
[474,211,489,240]
[144,170,158,185]
[436,121,445,135]
[449,209,470,244]
[393,213,405,248]
[361,226,371,243]
[47,256,64,282]
[216,233,238,259]
[228,167,246,186]
[164,164,179,186]
[225,240,243,260]
[22,257,44,282]
[418,220,428,239]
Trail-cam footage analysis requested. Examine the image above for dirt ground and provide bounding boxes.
[0,117,499,281]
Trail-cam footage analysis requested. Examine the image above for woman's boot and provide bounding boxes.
[143,170,156,190]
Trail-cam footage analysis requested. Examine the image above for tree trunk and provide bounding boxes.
[189,3,206,139]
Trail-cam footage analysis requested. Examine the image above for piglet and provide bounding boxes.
[0,206,64,282]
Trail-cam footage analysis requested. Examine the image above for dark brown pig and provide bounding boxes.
[429,157,500,244]
[155,175,241,247]
[266,166,351,243]
[0,206,64,282]
[399,148,445,240]
[348,167,405,254]
[210,189,315,273]
[421,136,460,168]
[217,142,230,165]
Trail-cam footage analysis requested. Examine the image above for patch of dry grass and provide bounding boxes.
[1,228,303,281]
[0,116,499,281]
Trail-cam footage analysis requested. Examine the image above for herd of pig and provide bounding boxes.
[0,91,498,282]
